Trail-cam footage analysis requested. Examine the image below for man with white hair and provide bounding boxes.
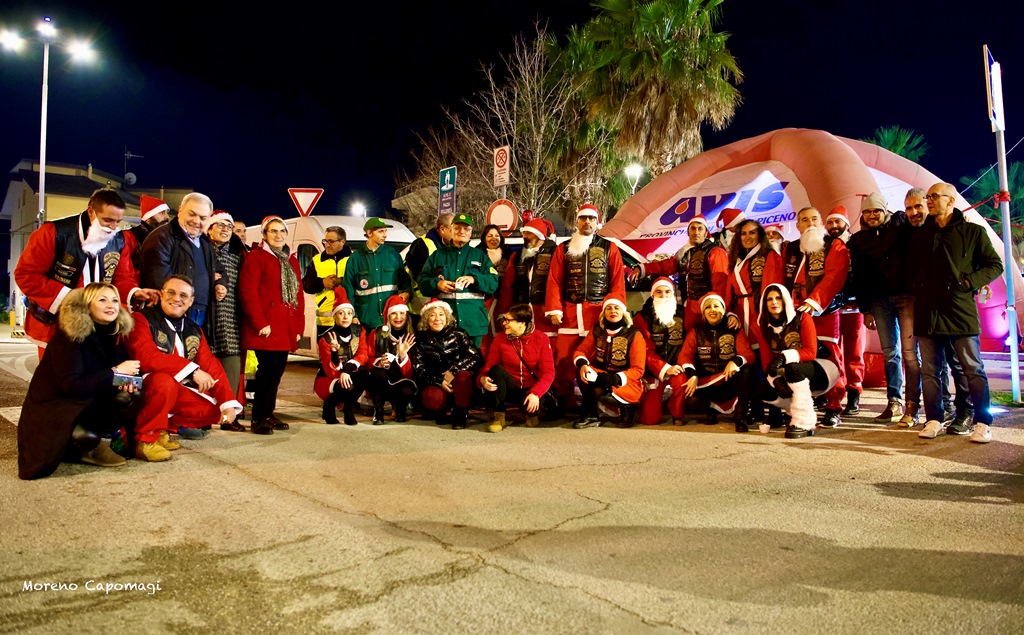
[631,213,728,329]
[140,192,223,344]
[772,205,850,429]
[545,204,626,405]
[633,277,688,425]
[15,188,159,355]
[906,182,1001,443]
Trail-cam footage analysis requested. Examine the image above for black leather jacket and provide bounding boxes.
[411,326,483,386]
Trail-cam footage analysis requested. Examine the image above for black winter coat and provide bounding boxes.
[905,209,1002,336]
[411,325,483,386]
[848,211,911,311]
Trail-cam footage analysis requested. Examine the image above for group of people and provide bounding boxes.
[14,180,1002,480]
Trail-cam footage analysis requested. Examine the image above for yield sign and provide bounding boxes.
[288,188,325,217]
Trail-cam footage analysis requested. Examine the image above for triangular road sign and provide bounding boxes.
[288,188,325,217]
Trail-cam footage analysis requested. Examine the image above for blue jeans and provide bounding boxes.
[870,295,920,402]
[918,335,991,425]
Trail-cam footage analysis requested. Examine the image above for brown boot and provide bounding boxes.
[488,411,506,433]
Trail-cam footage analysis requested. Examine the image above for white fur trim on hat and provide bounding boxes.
[521,223,546,240]
[700,293,726,312]
[825,206,849,225]
[576,204,599,218]
[332,301,354,316]
[261,215,285,231]
[387,302,409,316]
[689,214,709,229]
[651,277,675,294]
[203,211,233,231]
[602,297,627,312]
[421,298,452,315]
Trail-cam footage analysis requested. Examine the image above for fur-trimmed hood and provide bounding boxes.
[59,288,134,343]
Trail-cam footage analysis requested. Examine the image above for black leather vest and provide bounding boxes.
[375,325,408,357]
[781,237,834,304]
[140,305,204,361]
[48,212,126,288]
[763,317,805,358]
[641,307,686,363]
[684,241,715,301]
[513,239,556,305]
[563,235,612,304]
[693,324,740,375]
[593,325,636,372]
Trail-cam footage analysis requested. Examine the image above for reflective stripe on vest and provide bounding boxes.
[314,253,344,326]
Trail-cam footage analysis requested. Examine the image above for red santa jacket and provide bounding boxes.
[543,236,625,335]
[725,246,783,338]
[127,311,237,407]
[768,238,850,314]
[357,327,413,377]
[643,241,728,301]
[751,312,818,373]
[15,215,140,347]
[238,242,305,352]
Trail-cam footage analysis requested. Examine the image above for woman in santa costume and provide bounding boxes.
[676,292,756,431]
[358,295,417,424]
[315,291,369,426]
[750,284,840,439]
[725,219,782,342]
[572,295,646,429]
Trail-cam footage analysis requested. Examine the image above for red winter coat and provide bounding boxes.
[239,243,305,352]
[478,328,555,397]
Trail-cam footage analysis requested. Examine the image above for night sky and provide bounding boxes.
[1,1,1020,226]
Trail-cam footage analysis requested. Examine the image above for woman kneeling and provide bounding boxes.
[412,299,483,429]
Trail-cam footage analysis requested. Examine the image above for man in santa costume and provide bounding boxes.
[496,217,558,339]
[544,204,625,405]
[825,205,865,417]
[122,194,170,271]
[768,205,850,429]
[631,213,728,329]
[572,295,646,429]
[633,277,688,425]
[765,224,786,253]
[127,275,242,462]
[15,188,159,356]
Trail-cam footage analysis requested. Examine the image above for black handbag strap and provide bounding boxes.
[510,338,541,381]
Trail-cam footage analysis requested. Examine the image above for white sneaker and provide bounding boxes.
[918,420,945,439]
[969,423,992,444]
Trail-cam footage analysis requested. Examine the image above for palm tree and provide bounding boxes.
[860,126,929,162]
[562,0,743,175]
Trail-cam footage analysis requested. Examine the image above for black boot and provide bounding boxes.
[372,396,385,426]
[393,401,407,423]
[342,405,358,426]
[451,406,469,430]
[841,388,860,416]
[617,404,639,428]
[322,392,342,425]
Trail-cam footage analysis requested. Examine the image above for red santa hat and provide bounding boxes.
[576,203,600,219]
[331,288,354,316]
[420,297,453,318]
[521,218,554,241]
[203,209,233,231]
[717,207,746,230]
[261,215,285,231]
[601,293,632,327]
[765,223,785,238]
[382,294,409,321]
[689,214,709,230]
[650,277,675,295]
[699,292,726,313]
[825,205,849,226]
[140,195,169,222]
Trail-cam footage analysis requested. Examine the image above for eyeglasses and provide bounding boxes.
[861,209,883,215]
[323,238,344,245]
[212,222,233,230]
[162,289,192,300]
[925,193,953,201]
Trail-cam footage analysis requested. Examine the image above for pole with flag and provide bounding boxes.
[984,44,1020,401]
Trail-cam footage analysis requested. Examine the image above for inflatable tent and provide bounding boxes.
[602,128,1023,352]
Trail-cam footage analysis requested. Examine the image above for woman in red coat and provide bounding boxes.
[239,217,305,435]
[478,303,555,432]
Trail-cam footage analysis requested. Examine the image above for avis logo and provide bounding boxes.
[659,181,789,226]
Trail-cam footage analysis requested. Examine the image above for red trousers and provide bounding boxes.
[638,374,686,425]
[812,313,846,410]
[839,312,865,393]
[136,372,222,443]
[552,333,584,400]
[421,370,475,411]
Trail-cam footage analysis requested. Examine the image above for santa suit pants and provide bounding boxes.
[812,312,846,410]
[839,311,865,394]
[136,372,223,443]
[553,334,584,401]
[639,374,686,425]
[420,370,475,414]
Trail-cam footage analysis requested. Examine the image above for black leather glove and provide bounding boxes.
[594,372,613,389]
[767,353,786,377]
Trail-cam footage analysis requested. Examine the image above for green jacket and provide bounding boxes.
[418,243,499,338]
[341,243,411,329]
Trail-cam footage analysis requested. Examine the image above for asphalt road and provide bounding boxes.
[0,335,1022,634]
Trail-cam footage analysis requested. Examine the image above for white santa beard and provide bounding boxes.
[769,239,783,253]
[520,245,538,259]
[566,232,594,257]
[652,296,677,326]
[799,226,826,255]
[82,221,117,255]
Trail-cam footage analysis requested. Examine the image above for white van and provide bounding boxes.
[246,215,417,356]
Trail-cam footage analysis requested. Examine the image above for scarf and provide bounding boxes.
[269,244,299,307]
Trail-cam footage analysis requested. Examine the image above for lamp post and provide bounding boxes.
[2,17,96,228]
[625,163,644,196]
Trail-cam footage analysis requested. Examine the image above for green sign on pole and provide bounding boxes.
[438,166,457,215]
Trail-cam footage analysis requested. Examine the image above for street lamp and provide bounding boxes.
[2,16,97,227]
[625,163,644,196]
[352,202,367,217]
